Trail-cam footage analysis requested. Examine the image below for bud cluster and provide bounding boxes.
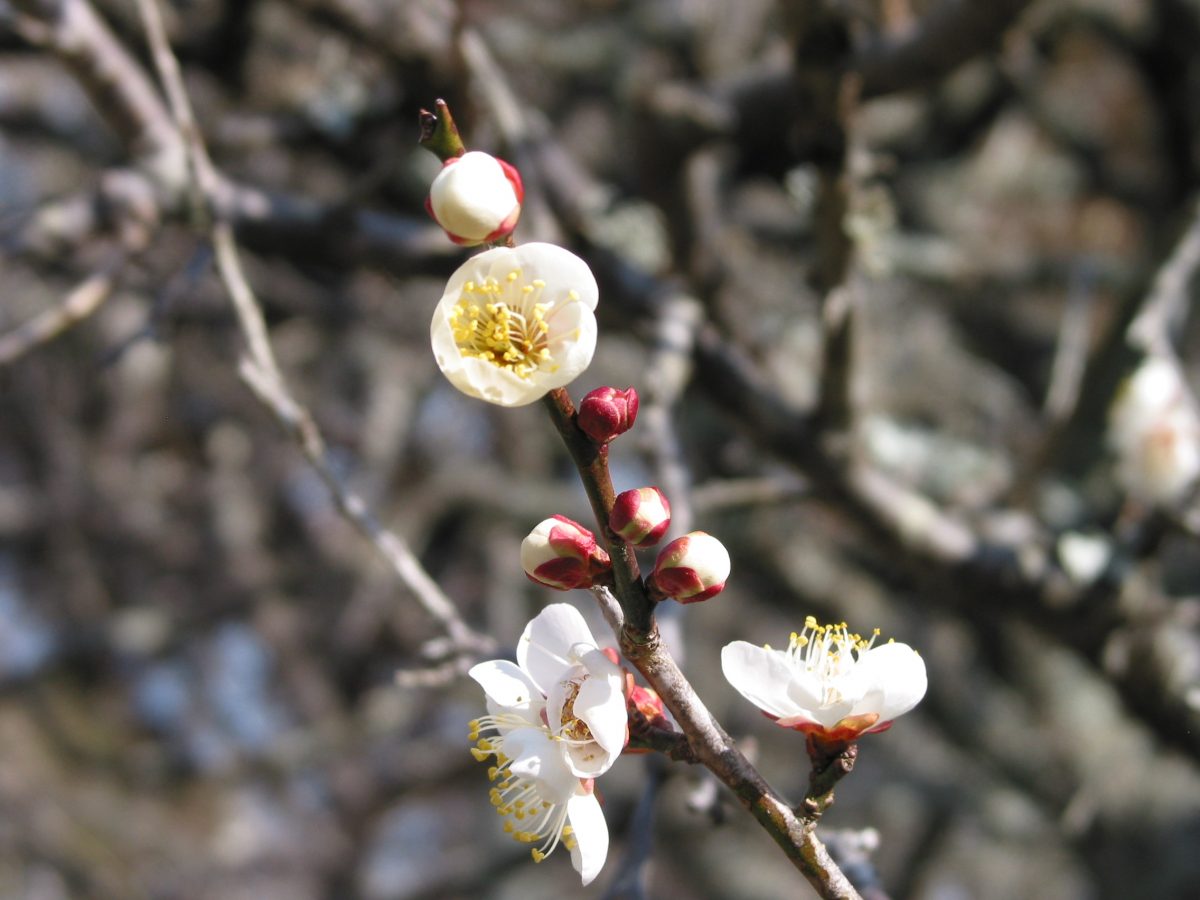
[515,382,731,604]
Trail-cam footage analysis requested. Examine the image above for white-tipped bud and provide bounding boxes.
[609,487,671,548]
[648,531,730,603]
[426,151,523,246]
[1109,356,1200,505]
[521,515,611,591]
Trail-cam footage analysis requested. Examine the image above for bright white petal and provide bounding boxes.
[545,312,598,384]
[519,604,597,694]
[783,668,828,711]
[856,642,927,722]
[574,649,628,758]
[429,308,464,379]
[460,356,545,407]
[563,736,616,778]
[721,641,802,719]
[566,790,609,886]
[468,660,543,725]
[442,248,503,298]
[504,727,579,797]
[500,242,599,311]
[779,670,841,727]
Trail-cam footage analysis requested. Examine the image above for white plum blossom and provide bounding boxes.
[721,616,927,742]
[468,604,627,884]
[431,243,599,407]
[427,150,523,246]
[1108,356,1200,505]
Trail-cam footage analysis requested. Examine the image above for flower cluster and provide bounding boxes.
[469,604,627,885]
[425,123,923,892]
[721,616,927,744]
[1108,355,1200,505]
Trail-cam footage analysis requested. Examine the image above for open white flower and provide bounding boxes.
[1108,356,1200,505]
[431,243,598,407]
[468,603,626,884]
[721,616,926,742]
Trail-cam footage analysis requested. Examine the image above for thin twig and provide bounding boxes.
[1128,197,1200,355]
[639,292,703,536]
[134,0,493,656]
[1043,260,1097,422]
[0,251,126,366]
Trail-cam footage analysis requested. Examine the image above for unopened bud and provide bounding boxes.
[628,683,667,724]
[520,515,611,591]
[426,151,523,246]
[648,531,730,603]
[577,386,639,444]
[1109,356,1200,505]
[609,486,671,548]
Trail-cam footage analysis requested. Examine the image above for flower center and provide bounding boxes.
[558,678,595,742]
[785,616,882,708]
[449,270,561,380]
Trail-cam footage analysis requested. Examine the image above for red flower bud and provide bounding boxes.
[609,486,672,548]
[648,531,730,603]
[577,386,639,444]
[520,515,611,590]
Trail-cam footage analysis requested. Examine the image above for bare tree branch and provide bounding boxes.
[131,0,493,656]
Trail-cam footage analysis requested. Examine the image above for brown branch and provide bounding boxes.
[11,0,451,273]
[541,392,859,899]
[583,235,1200,758]
[784,0,859,432]
[542,389,652,635]
[10,0,181,166]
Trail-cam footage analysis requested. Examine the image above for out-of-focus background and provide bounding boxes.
[2,0,1200,897]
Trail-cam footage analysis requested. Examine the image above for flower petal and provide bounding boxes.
[574,648,628,757]
[566,790,609,886]
[519,604,597,694]
[468,659,544,726]
[503,726,579,797]
[498,242,599,311]
[720,641,802,720]
[855,642,927,723]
